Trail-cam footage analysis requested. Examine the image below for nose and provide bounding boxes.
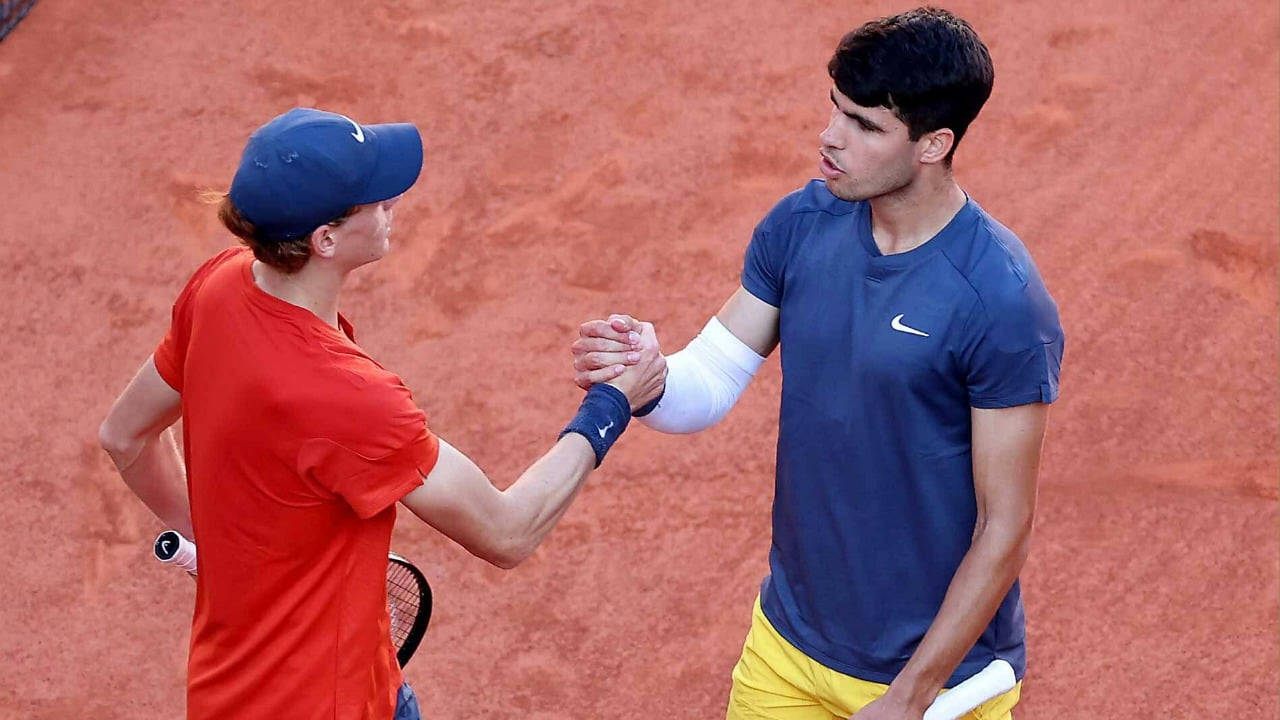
[819,108,842,149]
[383,195,402,210]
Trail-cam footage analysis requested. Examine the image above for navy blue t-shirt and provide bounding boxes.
[742,180,1063,686]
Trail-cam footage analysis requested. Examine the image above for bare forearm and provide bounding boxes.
[890,522,1031,709]
[404,433,603,569]
[492,433,596,564]
[106,429,193,539]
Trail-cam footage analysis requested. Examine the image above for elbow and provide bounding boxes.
[98,419,139,466]
[97,419,116,453]
[1012,508,1036,555]
[1006,527,1034,568]
[479,536,536,570]
[486,552,523,570]
[975,511,1035,565]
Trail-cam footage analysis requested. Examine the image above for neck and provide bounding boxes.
[253,260,345,328]
[868,172,968,255]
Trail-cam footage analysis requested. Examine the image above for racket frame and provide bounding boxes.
[387,551,432,668]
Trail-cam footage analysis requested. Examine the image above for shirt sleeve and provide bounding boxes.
[153,248,245,392]
[296,375,440,520]
[741,191,806,307]
[963,283,1065,408]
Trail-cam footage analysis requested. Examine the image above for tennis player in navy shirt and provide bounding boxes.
[572,8,1063,720]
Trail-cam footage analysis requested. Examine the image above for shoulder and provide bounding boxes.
[946,204,1062,349]
[169,247,251,319]
[175,246,250,299]
[188,246,250,282]
[758,180,860,233]
[743,181,864,299]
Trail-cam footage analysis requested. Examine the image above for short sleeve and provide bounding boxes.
[963,284,1065,409]
[741,190,808,307]
[154,248,245,392]
[296,376,440,519]
[742,222,782,306]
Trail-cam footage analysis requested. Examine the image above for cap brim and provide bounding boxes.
[356,122,424,204]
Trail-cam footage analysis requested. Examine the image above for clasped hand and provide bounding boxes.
[571,314,666,411]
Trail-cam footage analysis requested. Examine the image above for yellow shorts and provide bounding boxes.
[726,597,1021,720]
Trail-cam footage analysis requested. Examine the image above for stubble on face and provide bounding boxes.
[823,163,914,203]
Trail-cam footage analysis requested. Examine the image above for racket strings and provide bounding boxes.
[386,556,431,667]
[386,564,423,648]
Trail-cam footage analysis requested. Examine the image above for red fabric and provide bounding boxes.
[154,247,439,720]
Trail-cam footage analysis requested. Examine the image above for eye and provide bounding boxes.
[854,117,881,133]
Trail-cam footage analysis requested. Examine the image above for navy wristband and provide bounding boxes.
[559,384,632,467]
[632,387,664,417]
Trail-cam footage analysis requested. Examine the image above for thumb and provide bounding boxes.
[608,314,637,332]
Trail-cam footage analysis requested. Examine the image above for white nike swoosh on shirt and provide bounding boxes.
[891,314,930,337]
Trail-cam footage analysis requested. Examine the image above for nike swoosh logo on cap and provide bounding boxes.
[337,113,365,143]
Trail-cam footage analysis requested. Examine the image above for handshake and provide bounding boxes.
[570,313,667,412]
[554,312,669,468]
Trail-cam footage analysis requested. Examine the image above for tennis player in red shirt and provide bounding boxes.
[98,108,665,720]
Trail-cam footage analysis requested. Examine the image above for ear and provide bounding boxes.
[309,225,337,259]
[917,128,955,165]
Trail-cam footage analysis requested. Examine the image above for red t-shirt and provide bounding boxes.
[154,247,440,720]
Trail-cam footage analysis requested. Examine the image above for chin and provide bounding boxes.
[823,177,865,202]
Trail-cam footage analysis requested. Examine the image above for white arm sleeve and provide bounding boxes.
[637,317,766,434]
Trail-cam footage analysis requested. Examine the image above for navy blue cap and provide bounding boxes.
[229,108,424,240]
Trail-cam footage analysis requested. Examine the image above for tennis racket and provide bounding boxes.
[153,530,432,668]
[922,658,1017,720]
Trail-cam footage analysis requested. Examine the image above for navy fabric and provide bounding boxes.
[560,383,632,467]
[394,682,421,720]
[741,180,1063,686]
[229,108,423,239]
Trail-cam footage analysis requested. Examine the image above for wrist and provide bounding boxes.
[631,384,665,417]
[559,384,631,467]
[885,670,942,713]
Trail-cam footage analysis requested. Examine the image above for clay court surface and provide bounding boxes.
[1,0,1276,717]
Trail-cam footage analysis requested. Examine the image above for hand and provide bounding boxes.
[601,319,666,411]
[572,314,658,390]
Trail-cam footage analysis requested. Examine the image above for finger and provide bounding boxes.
[577,366,626,386]
[633,322,663,353]
[571,336,634,355]
[575,350,642,371]
[580,319,637,345]
[607,314,639,333]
